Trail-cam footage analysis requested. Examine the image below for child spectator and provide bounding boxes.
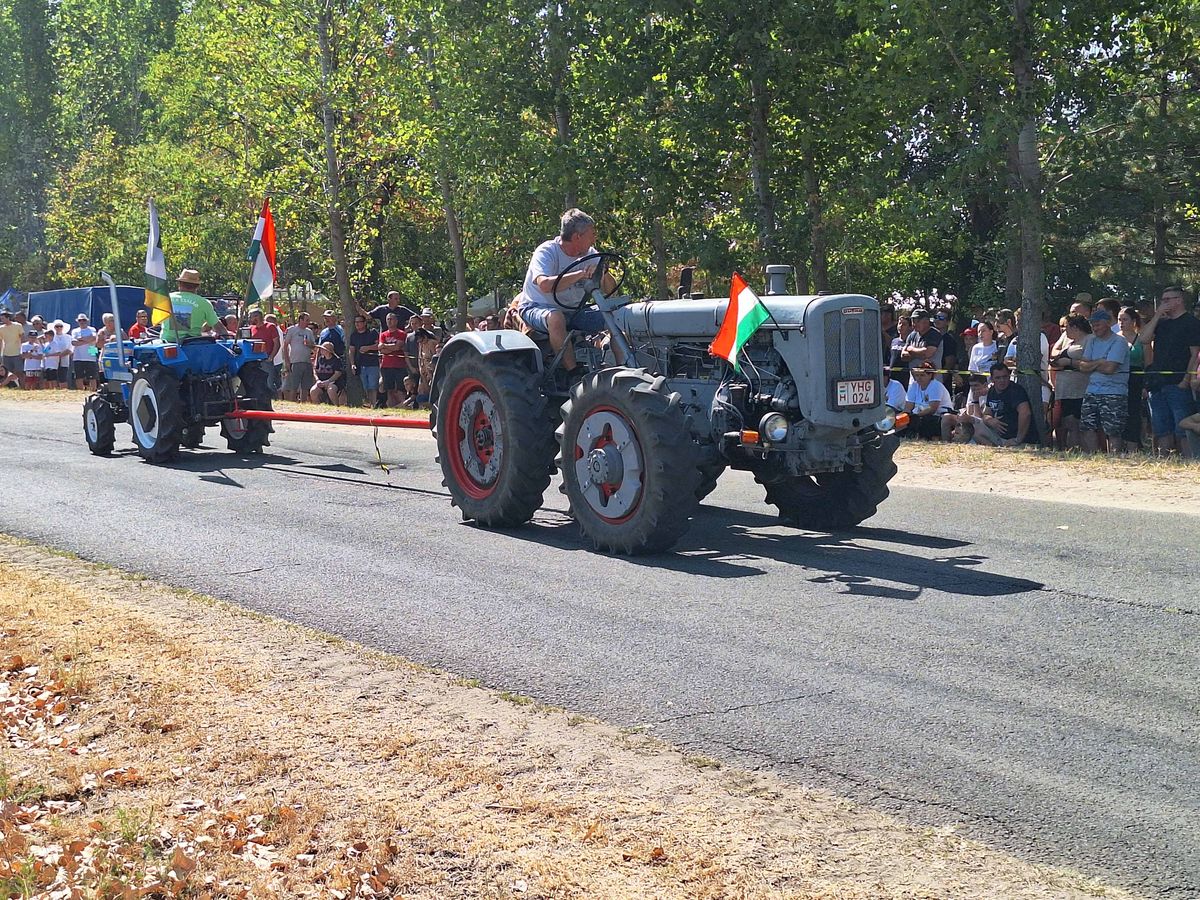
[20,333,43,389]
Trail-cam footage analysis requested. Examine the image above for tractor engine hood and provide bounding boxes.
[613,293,872,340]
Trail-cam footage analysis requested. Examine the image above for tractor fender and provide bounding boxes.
[430,330,543,410]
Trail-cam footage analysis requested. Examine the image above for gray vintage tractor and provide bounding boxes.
[430,259,900,554]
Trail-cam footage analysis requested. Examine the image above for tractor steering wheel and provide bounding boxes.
[551,252,627,312]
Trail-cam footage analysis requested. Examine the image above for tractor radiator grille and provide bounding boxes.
[823,307,881,411]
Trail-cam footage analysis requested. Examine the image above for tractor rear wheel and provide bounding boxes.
[221,363,274,454]
[558,368,701,554]
[83,394,116,456]
[433,353,555,527]
[756,431,899,530]
[129,366,183,463]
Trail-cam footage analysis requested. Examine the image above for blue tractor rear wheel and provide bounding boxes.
[221,363,273,455]
[129,366,183,463]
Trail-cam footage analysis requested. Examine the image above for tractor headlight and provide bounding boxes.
[760,413,790,443]
[876,408,897,432]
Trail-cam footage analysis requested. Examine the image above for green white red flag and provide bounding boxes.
[144,199,172,327]
[246,198,276,305]
[710,272,770,371]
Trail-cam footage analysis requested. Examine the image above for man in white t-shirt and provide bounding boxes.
[515,208,619,374]
[904,362,952,439]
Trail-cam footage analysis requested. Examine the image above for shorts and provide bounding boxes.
[911,412,945,440]
[283,364,315,393]
[358,365,380,392]
[1081,393,1127,437]
[1147,383,1196,437]
[43,368,58,384]
[74,361,98,380]
[381,368,406,391]
[517,303,605,336]
[1057,397,1082,419]
[2,355,21,375]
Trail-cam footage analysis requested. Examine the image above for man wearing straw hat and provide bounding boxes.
[161,268,224,343]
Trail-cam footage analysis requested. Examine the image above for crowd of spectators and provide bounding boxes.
[881,287,1200,457]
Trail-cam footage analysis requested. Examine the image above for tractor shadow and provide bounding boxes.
[506,503,1042,601]
[161,450,301,488]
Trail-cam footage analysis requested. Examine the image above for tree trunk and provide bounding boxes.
[1152,71,1169,287]
[748,68,776,265]
[650,215,668,299]
[1004,141,1023,309]
[424,41,470,331]
[438,168,469,330]
[317,2,362,406]
[1011,0,1046,444]
[547,5,577,210]
[804,150,829,293]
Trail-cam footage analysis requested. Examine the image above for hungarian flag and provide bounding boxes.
[710,272,770,371]
[246,198,276,305]
[144,199,172,326]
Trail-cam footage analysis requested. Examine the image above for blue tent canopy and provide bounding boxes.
[28,285,147,331]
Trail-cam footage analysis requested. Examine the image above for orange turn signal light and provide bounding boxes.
[894,412,910,430]
[163,346,178,359]
[251,341,266,354]
[740,430,760,445]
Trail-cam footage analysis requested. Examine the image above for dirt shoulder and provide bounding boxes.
[1,537,1130,898]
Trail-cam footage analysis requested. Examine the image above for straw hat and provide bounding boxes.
[176,268,201,287]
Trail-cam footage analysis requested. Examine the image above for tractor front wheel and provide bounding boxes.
[558,368,701,554]
[433,352,555,527]
[128,367,183,463]
[221,363,274,454]
[756,431,899,530]
[83,394,116,456]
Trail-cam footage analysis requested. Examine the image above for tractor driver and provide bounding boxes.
[161,268,226,343]
[515,208,621,374]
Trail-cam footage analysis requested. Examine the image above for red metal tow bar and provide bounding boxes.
[227,409,431,429]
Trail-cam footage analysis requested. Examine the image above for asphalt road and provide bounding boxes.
[2,400,1197,896]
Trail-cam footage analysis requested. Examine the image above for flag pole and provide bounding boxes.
[734,270,785,332]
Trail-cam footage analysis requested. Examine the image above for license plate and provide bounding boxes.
[836,379,875,407]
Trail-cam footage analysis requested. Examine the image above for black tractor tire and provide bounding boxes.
[756,431,899,530]
[221,363,274,454]
[181,424,205,449]
[82,393,116,456]
[433,352,556,527]
[128,366,183,463]
[557,368,701,554]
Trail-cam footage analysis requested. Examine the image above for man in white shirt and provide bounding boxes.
[70,314,99,391]
[904,362,952,439]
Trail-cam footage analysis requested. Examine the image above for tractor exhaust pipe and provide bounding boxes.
[765,265,793,296]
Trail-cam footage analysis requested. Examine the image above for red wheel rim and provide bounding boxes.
[572,405,644,524]
[446,377,501,499]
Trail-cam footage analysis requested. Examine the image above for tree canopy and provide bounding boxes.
[1,0,1197,314]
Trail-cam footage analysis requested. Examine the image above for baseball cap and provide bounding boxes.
[1089,309,1112,322]
[961,327,977,337]
[323,309,336,317]
[421,307,434,317]
[912,361,935,372]
[911,309,931,320]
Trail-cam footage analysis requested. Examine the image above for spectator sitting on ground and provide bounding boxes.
[310,341,345,405]
[904,362,952,439]
[940,373,990,442]
[1078,308,1130,455]
[883,365,906,412]
[977,361,1032,447]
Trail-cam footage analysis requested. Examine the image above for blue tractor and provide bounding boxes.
[82,276,274,462]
